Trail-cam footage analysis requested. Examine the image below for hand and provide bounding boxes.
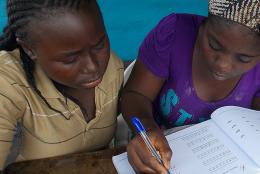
[127,128,172,174]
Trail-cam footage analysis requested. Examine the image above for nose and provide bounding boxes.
[214,54,233,73]
[81,54,98,74]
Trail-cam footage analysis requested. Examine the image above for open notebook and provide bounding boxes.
[112,106,260,174]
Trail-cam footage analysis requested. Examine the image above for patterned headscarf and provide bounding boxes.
[209,0,259,33]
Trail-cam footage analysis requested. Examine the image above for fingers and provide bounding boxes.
[160,148,172,170]
[146,130,172,170]
[127,145,155,174]
[127,134,170,174]
[156,140,172,169]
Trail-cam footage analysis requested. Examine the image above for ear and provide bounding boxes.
[16,38,37,60]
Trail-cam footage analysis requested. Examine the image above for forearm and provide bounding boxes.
[0,137,15,172]
[121,90,160,133]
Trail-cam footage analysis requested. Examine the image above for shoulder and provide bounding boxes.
[0,50,27,85]
[253,63,260,86]
[152,13,206,37]
[108,51,124,71]
[240,63,260,97]
[0,49,22,66]
[172,13,206,27]
[0,50,27,108]
[138,14,205,79]
[159,13,205,27]
[141,13,206,52]
[0,67,26,120]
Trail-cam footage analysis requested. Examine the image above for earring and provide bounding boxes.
[30,55,37,60]
[23,49,37,60]
[25,50,37,60]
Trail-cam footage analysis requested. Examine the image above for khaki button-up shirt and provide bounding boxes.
[0,50,123,169]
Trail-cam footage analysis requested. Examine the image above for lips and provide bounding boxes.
[214,71,226,77]
[86,77,101,83]
[80,77,102,88]
[212,71,227,80]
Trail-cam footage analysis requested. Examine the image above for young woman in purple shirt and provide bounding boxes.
[121,0,260,173]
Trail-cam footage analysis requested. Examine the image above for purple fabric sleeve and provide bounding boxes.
[254,64,260,98]
[138,14,178,79]
[255,91,260,97]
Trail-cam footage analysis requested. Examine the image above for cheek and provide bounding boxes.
[232,62,257,76]
[199,40,214,63]
[41,63,78,83]
[241,62,259,72]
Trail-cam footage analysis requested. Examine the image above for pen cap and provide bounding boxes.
[131,116,146,133]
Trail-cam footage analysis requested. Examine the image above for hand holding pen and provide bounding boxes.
[128,116,172,174]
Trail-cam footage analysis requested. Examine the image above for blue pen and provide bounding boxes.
[131,116,172,174]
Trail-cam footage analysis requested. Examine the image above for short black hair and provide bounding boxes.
[0,0,100,119]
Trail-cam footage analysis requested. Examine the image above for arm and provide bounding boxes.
[0,77,24,170]
[121,60,172,174]
[121,60,164,131]
[0,97,19,170]
[252,97,260,110]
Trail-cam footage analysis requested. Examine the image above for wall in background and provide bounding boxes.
[0,0,208,60]
[0,1,7,33]
[99,0,208,60]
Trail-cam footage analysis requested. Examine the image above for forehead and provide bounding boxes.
[206,20,260,55]
[29,9,104,50]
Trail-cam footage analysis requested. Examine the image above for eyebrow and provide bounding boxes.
[62,50,83,57]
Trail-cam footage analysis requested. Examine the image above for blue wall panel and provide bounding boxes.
[0,0,208,60]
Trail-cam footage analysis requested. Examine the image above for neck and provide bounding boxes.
[53,81,94,99]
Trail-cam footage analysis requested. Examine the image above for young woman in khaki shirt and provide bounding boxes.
[0,0,123,170]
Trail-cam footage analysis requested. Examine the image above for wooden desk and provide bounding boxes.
[3,147,125,174]
[3,126,192,174]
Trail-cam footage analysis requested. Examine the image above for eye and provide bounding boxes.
[63,55,79,64]
[208,39,221,51]
[237,56,253,63]
[94,40,106,50]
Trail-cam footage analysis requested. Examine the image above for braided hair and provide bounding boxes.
[0,0,95,119]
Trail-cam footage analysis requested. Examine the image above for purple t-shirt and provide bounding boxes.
[138,13,260,128]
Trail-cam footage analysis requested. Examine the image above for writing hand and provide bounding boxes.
[127,128,172,174]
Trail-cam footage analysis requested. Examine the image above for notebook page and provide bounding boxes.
[211,106,260,167]
[112,120,258,174]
